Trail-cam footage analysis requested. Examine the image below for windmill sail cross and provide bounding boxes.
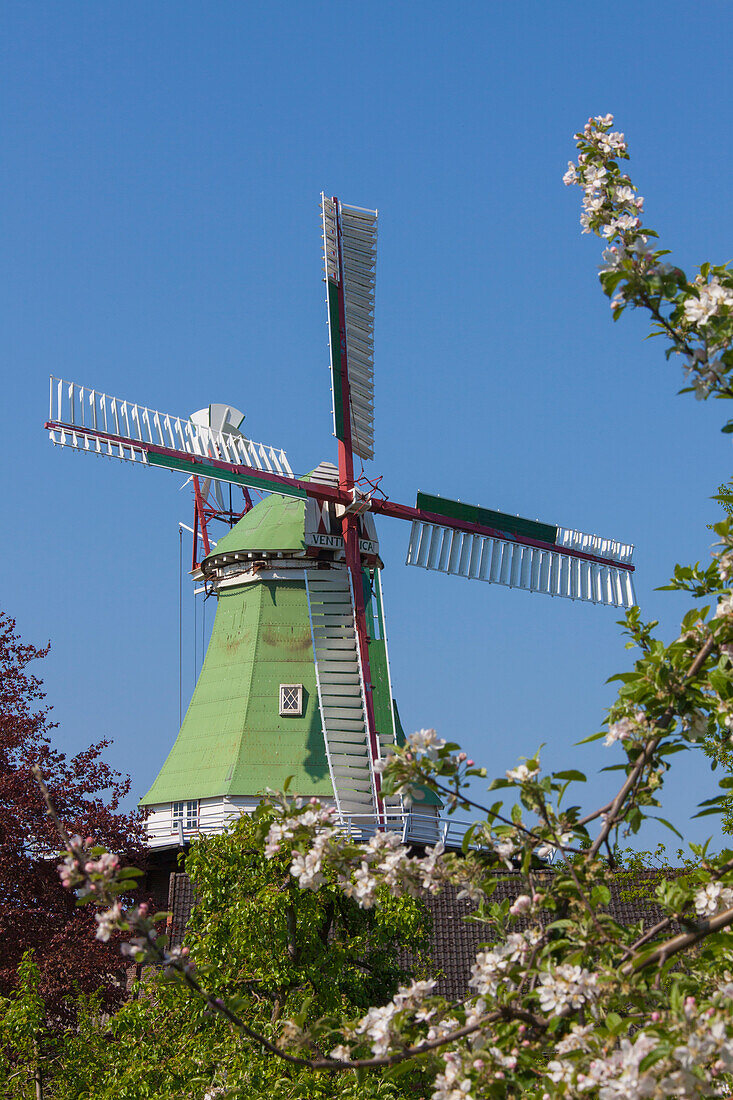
[42,193,641,856]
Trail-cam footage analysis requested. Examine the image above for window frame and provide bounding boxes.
[172,799,199,833]
[279,683,304,717]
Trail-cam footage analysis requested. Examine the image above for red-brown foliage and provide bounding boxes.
[0,612,145,1024]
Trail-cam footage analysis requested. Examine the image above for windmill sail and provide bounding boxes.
[405,492,635,608]
[322,195,377,462]
[47,376,300,498]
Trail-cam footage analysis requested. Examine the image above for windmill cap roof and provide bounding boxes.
[203,463,337,564]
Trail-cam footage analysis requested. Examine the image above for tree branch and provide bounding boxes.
[623,904,733,974]
[588,634,717,858]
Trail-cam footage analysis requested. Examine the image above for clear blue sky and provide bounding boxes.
[3,1,732,855]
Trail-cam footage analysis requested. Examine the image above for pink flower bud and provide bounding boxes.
[651,1012,660,1022]
[466,759,474,766]
[457,752,467,762]
[138,903,148,916]
[510,894,532,916]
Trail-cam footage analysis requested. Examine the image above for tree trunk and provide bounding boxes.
[33,1038,43,1100]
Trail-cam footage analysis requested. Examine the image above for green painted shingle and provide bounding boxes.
[140,579,331,805]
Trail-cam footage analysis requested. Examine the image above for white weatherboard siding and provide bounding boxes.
[143,797,445,849]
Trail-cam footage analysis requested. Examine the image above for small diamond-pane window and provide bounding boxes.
[280,684,303,717]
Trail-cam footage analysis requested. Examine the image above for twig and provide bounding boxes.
[32,765,73,849]
[623,905,733,974]
[588,634,717,858]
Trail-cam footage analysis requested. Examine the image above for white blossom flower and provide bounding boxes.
[264,819,294,858]
[600,245,624,273]
[563,163,578,186]
[584,192,607,214]
[419,843,447,893]
[597,131,627,155]
[356,1004,397,1056]
[329,1044,352,1062]
[684,276,733,327]
[432,1052,474,1100]
[547,1058,574,1085]
[469,929,540,997]
[614,185,636,204]
[555,1023,595,1055]
[343,863,380,908]
[407,728,446,760]
[605,713,643,745]
[589,1033,658,1099]
[289,848,326,891]
[509,894,532,916]
[694,881,733,918]
[94,901,123,942]
[494,838,516,862]
[57,851,82,889]
[538,964,598,1015]
[584,164,607,187]
[612,213,640,232]
[506,762,539,782]
[715,594,733,620]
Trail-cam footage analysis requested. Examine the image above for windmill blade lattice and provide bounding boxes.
[405,493,635,608]
[47,377,297,496]
[322,196,377,461]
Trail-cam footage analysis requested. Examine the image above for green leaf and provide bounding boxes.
[648,816,684,839]
[577,731,607,745]
[554,770,587,782]
[591,884,611,906]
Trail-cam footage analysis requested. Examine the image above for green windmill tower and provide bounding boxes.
[45,196,637,851]
[138,461,444,845]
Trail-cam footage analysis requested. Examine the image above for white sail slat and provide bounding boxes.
[406,520,636,608]
[46,376,295,486]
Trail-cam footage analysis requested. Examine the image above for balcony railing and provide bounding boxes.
[144,809,479,851]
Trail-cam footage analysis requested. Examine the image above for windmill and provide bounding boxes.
[44,195,636,851]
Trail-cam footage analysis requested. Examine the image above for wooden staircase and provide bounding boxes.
[305,566,392,818]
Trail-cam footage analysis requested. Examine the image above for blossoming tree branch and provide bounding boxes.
[39,115,733,1099]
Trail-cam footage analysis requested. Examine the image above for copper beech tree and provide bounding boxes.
[0,612,144,1025]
